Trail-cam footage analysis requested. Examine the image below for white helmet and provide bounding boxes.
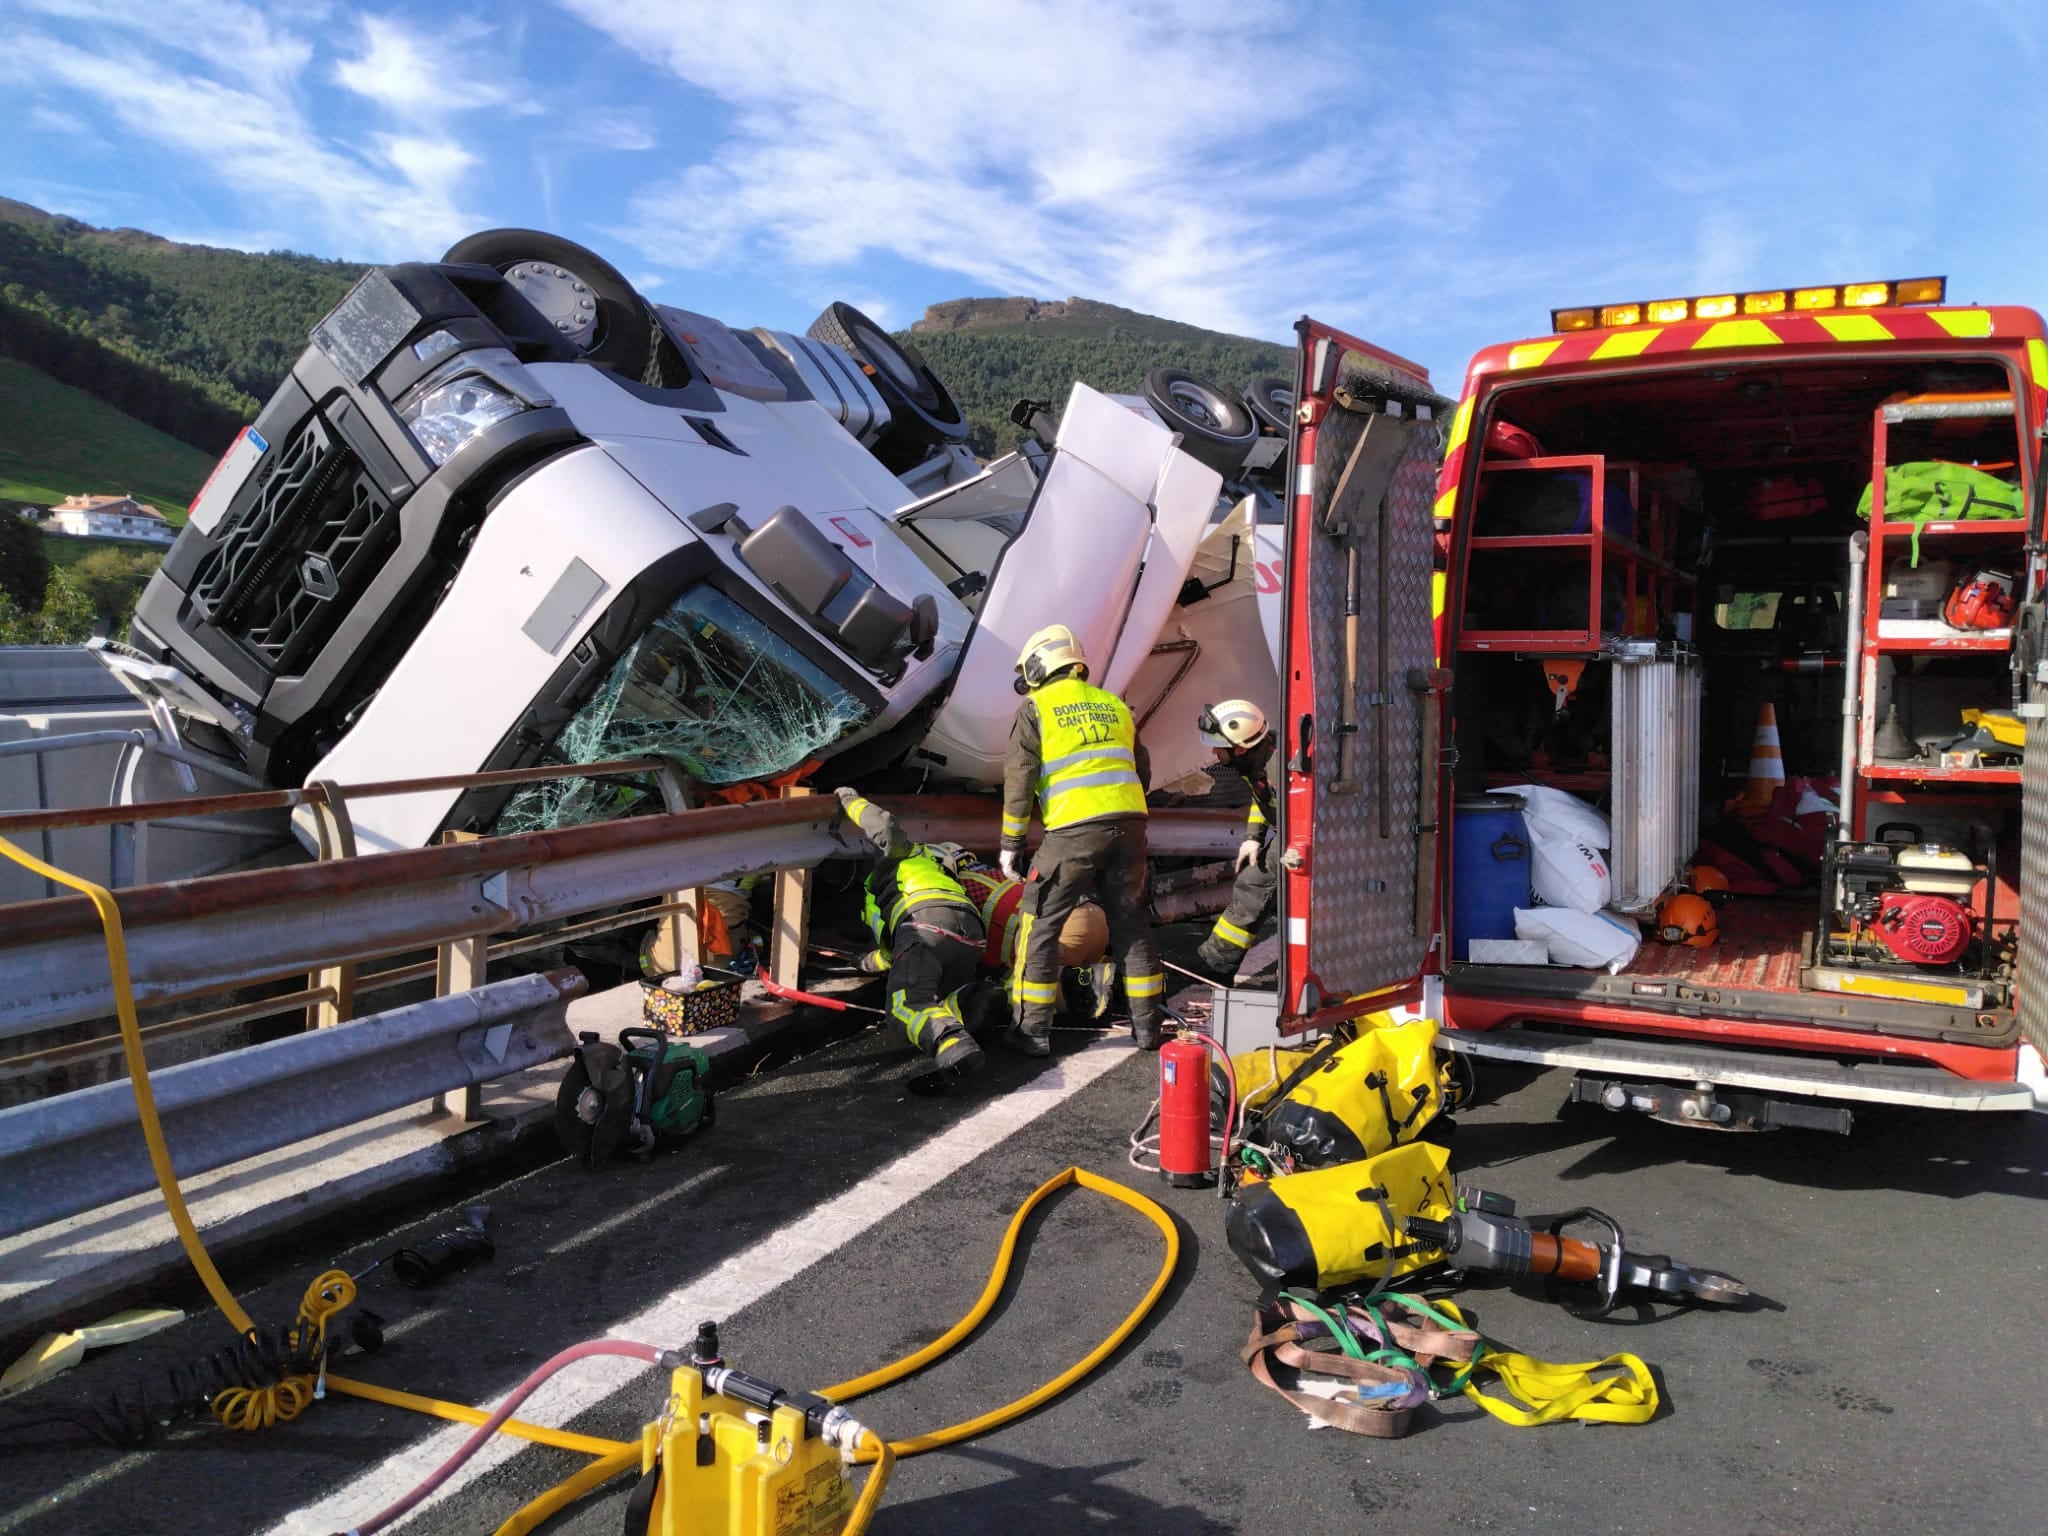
[1198,699,1270,751]
[1015,624,1087,689]
[925,840,974,876]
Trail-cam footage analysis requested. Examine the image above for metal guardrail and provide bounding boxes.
[0,793,1244,1040]
[0,970,586,1240]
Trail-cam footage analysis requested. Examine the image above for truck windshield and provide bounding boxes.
[494,583,871,832]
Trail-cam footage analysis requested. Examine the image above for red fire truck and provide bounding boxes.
[1276,282,2047,1131]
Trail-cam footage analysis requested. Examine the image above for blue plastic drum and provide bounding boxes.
[1451,795,1533,962]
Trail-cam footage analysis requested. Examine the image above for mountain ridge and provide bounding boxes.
[0,198,1292,463]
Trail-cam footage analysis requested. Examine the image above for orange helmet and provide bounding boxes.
[1685,864,1732,908]
[1656,893,1718,948]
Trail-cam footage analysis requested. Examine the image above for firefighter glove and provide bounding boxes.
[1235,838,1261,873]
[999,848,1021,881]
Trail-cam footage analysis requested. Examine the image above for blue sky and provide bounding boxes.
[3,0,2044,388]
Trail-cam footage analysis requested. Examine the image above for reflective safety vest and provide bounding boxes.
[1031,676,1146,830]
[863,850,976,944]
[957,866,1024,970]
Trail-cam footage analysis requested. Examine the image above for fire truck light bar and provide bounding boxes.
[1552,277,1946,333]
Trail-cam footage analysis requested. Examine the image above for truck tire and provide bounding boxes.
[1243,374,1295,435]
[807,301,967,470]
[441,228,655,381]
[1144,367,1258,476]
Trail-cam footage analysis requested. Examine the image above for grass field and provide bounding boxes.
[0,357,214,521]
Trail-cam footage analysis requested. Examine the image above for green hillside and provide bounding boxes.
[0,197,1295,471]
[899,296,1294,455]
[0,198,363,417]
[0,356,211,517]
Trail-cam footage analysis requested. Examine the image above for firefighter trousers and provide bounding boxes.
[888,905,985,1057]
[1015,816,1163,1044]
[1198,837,1278,975]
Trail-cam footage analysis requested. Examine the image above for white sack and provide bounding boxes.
[1498,784,1611,849]
[1528,830,1612,913]
[1514,907,1640,972]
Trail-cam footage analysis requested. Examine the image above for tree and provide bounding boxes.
[0,512,51,611]
[69,545,159,634]
[0,566,97,644]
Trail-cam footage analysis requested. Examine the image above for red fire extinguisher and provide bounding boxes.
[1158,1034,1214,1187]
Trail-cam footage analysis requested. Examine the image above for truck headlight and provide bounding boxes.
[399,370,530,466]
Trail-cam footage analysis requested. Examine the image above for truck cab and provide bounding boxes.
[111,233,1277,859]
[1277,286,2048,1129]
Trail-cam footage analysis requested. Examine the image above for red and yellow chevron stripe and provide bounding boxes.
[1434,305,2048,521]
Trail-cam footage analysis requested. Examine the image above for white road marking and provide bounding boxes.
[0,1452,151,1534]
[266,1040,1134,1535]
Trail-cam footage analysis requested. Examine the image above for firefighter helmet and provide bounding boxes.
[1198,699,1270,752]
[1015,624,1087,688]
[1058,902,1110,966]
[1655,892,1718,948]
[925,841,974,877]
[1943,569,2017,632]
[1685,864,1733,908]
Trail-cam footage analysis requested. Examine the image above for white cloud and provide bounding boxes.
[567,0,1366,339]
[573,107,657,153]
[0,3,536,262]
[334,12,530,121]
[26,104,89,136]
[5,29,476,259]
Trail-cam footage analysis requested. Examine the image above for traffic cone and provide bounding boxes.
[1740,702,1785,810]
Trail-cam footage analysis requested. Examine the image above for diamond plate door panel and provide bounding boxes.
[1304,402,1439,997]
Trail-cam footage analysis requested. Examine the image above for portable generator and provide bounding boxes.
[1812,825,2007,1001]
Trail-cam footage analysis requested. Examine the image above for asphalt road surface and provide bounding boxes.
[4,1005,2045,1536]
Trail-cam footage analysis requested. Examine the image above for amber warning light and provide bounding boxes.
[1552,277,1946,333]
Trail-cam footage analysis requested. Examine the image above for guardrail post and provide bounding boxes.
[431,829,486,1124]
[769,785,813,991]
[650,764,702,978]
[305,784,359,1030]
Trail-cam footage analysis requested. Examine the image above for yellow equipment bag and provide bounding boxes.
[1253,1015,1444,1168]
[1224,1140,1456,1292]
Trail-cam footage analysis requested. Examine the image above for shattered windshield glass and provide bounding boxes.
[493,583,872,833]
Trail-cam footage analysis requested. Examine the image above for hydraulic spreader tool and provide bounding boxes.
[1404,1191,1750,1318]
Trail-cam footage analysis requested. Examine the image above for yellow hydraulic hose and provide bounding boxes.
[0,835,633,1455]
[3,834,1180,1532]
[821,1165,1182,1460]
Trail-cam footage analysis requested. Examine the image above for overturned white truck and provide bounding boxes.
[109,230,1294,856]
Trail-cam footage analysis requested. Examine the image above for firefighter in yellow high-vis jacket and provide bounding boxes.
[835,788,987,1088]
[998,625,1165,1053]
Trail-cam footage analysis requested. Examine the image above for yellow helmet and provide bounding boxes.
[1015,623,1087,688]
[1198,698,1270,751]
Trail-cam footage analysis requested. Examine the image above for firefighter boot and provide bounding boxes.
[999,1022,1052,1057]
[908,1028,986,1094]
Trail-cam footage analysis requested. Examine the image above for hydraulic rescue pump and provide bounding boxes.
[638,1323,871,1536]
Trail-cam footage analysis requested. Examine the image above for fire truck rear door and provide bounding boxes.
[1276,322,1450,1025]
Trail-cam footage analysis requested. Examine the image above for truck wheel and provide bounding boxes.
[807,301,968,469]
[442,228,654,381]
[1144,367,1258,476]
[1243,374,1295,435]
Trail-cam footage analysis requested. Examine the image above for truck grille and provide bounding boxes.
[188,415,399,675]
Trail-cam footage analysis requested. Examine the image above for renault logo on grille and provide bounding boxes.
[299,553,341,600]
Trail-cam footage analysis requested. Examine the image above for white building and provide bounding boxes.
[45,494,177,546]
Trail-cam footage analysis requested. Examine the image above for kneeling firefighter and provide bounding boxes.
[835,788,987,1085]
[1001,625,1166,1053]
[927,842,1115,1020]
[1195,699,1280,979]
